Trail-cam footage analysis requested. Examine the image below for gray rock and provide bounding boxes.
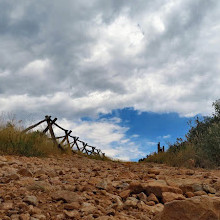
[96,179,108,190]
[51,190,83,203]
[124,197,139,209]
[23,196,38,206]
[192,183,203,192]
[203,184,216,194]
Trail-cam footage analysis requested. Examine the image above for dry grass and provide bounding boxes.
[144,144,197,168]
[144,140,217,169]
[0,122,65,157]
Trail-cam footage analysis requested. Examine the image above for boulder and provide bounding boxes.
[153,195,220,220]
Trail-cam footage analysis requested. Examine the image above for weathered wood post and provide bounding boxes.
[72,137,80,151]
[65,130,72,148]
[45,115,59,148]
[157,142,160,153]
[43,117,57,133]
[22,118,47,133]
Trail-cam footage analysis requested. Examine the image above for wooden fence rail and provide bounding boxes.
[23,115,105,157]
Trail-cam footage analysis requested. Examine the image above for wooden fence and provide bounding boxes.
[23,115,105,157]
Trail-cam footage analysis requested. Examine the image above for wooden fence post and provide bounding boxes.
[45,115,59,148]
[22,118,47,133]
[65,130,72,148]
[71,137,80,151]
[43,117,57,133]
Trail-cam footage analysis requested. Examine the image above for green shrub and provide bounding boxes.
[144,100,220,168]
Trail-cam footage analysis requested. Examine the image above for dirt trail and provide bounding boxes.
[0,154,219,219]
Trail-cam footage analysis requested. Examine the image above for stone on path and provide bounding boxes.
[153,195,220,220]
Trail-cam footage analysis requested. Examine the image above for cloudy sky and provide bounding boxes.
[0,0,220,160]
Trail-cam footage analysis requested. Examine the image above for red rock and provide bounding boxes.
[81,202,96,215]
[23,195,38,206]
[147,193,159,203]
[124,197,139,209]
[148,169,160,175]
[153,196,220,220]
[18,168,33,177]
[31,214,46,219]
[119,190,131,199]
[185,192,194,198]
[194,191,207,196]
[51,190,83,203]
[129,181,144,194]
[1,202,13,210]
[0,153,219,220]
[96,179,108,190]
[185,170,195,175]
[162,192,185,203]
[143,181,183,198]
[137,192,147,201]
[64,210,80,218]
[145,201,155,206]
[64,202,81,210]
[19,213,30,220]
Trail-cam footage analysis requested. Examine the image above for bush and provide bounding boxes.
[143,100,220,168]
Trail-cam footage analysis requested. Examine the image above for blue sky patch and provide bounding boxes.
[81,108,196,160]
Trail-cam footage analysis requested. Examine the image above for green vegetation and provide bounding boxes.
[144,100,220,168]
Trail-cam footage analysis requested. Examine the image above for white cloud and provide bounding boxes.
[20,59,51,77]
[163,134,171,139]
[46,117,145,161]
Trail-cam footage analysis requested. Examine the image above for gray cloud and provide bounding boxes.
[0,0,220,121]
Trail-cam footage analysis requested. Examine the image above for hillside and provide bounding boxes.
[0,154,219,220]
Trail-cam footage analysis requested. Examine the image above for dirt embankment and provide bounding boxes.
[0,154,219,220]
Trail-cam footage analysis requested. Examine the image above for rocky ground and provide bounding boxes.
[0,154,219,220]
